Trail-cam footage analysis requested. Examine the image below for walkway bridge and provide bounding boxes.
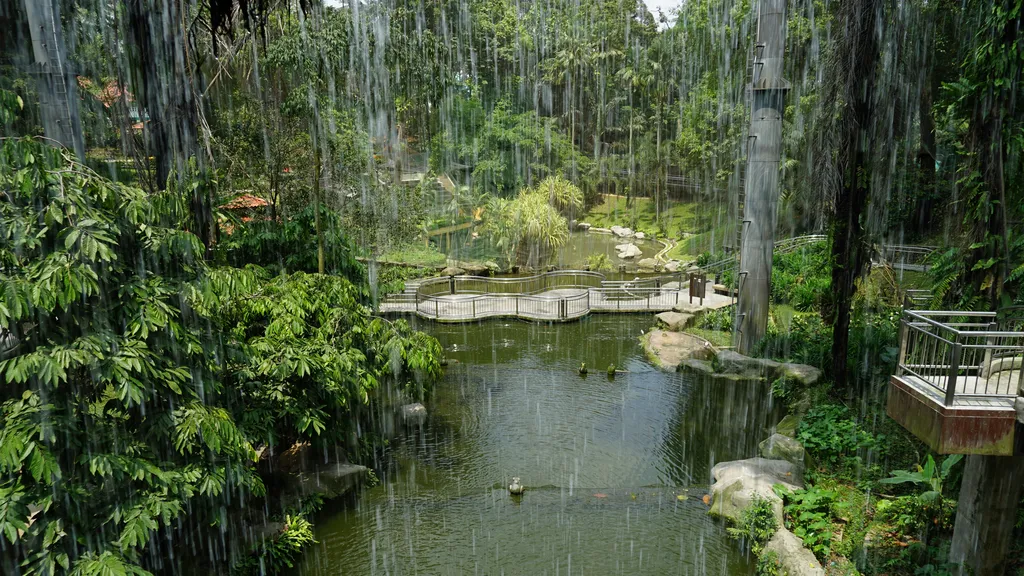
[379,270,733,322]
[888,307,1024,455]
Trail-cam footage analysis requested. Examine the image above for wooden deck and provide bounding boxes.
[379,282,734,323]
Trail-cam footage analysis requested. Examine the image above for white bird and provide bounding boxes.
[509,477,524,495]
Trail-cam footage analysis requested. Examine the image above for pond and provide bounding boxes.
[298,315,777,575]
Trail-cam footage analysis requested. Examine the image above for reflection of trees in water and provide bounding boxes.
[413,315,653,367]
[658,375,781,487]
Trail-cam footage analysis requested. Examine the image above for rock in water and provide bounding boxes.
[634,232,646,240]
[759,433,806,471]
[654,311,693,332]
[615,243,642,259]
[664,260,681,272]
[441,266,465,276]
[763,528,825,576]
[610,225,634,238]
[401,403,427,422]
[709,457,803,524]
[637,258,658,270]
[576,222,592,231]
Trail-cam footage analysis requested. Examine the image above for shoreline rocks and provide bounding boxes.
[709,457,803,524]
[764,528,825,576]
[641,330,713,371]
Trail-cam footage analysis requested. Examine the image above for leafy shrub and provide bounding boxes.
[756,314,833,370]
[587,253,613,271]
[727,495,778,554]
[796,404,887,470]
[697,306,734,332]
[776,485,836,561]
[771,241,830,312]
[234,515,316,575]
[756,550,780,576]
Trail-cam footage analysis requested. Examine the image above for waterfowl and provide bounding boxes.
[509,477,524,495]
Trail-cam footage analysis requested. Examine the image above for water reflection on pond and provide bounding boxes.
[299,316,776,575]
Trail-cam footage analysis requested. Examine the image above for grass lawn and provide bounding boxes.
[378,243,448,267]
[582,195,697,236]
[686,327,733,348]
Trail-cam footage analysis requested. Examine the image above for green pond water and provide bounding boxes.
[298,315,777,575]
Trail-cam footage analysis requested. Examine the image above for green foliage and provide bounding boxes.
[756,314,833,370]
[771,241,830,312]
[586,253,613,271]
[880,455,962,503]
[209,272,443,447]
[697,306,734,332]
[756,550,780,576]
[485,185,572,268]
[0,123,260,574]
[776,485,836,561]
[221,204,365,280]
[726,495,778,554]
[233,515,316,575]
[797,404,887,472]
[0,99,443,574]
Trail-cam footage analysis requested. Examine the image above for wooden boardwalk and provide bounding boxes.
[379,281,733,323]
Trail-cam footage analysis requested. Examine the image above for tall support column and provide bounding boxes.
[24,0,84,159]
[736,0,788,354]
[950,451,1024,575]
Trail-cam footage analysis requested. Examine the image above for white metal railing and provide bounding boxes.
[897,310,1024,405]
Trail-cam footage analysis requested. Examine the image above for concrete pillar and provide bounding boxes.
[736,0,788,353]
[950,452,1024,575]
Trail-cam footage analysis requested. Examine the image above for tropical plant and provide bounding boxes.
[880,454,963,503]
[586,253,613,271]
[726,494,778,554]
[775,485,836,561]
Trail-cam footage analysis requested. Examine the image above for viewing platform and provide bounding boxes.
[888,309,1024,455]
[379,270,733,323]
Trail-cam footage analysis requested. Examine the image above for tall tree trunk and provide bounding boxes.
[313,142,325,274]
[916,66,936,234]
[962,3,1018,309]
[829,0,880,393]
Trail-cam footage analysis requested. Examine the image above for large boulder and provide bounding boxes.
[590,227,612,234]
[774,414,802,439]
[759,433,806,471]
[293,463,369,500]
[615,244,642,259]
[401,403,428,422]
[763,527,825,576]
[709,458,803,524]
[610,225,634,238]
[458,262,491,276]
[714,350,781,377]
[441,266,465,276]
[638,258,658,270]
[664,260,682,273]
[642,330,714,371]
[655,311,693,331]
[576,222,592,231]
[634,232,646,240]
[779,363,823,387]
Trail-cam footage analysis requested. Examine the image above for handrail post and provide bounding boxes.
[515,296,519,316]
[944,340,962,406]
[472,299,476,318]
[434,299,439,318]
[982,321,997,378]
[897,318,909,376]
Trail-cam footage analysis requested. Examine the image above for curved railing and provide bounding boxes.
[416,270,606,298]
[380,269,693,322]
